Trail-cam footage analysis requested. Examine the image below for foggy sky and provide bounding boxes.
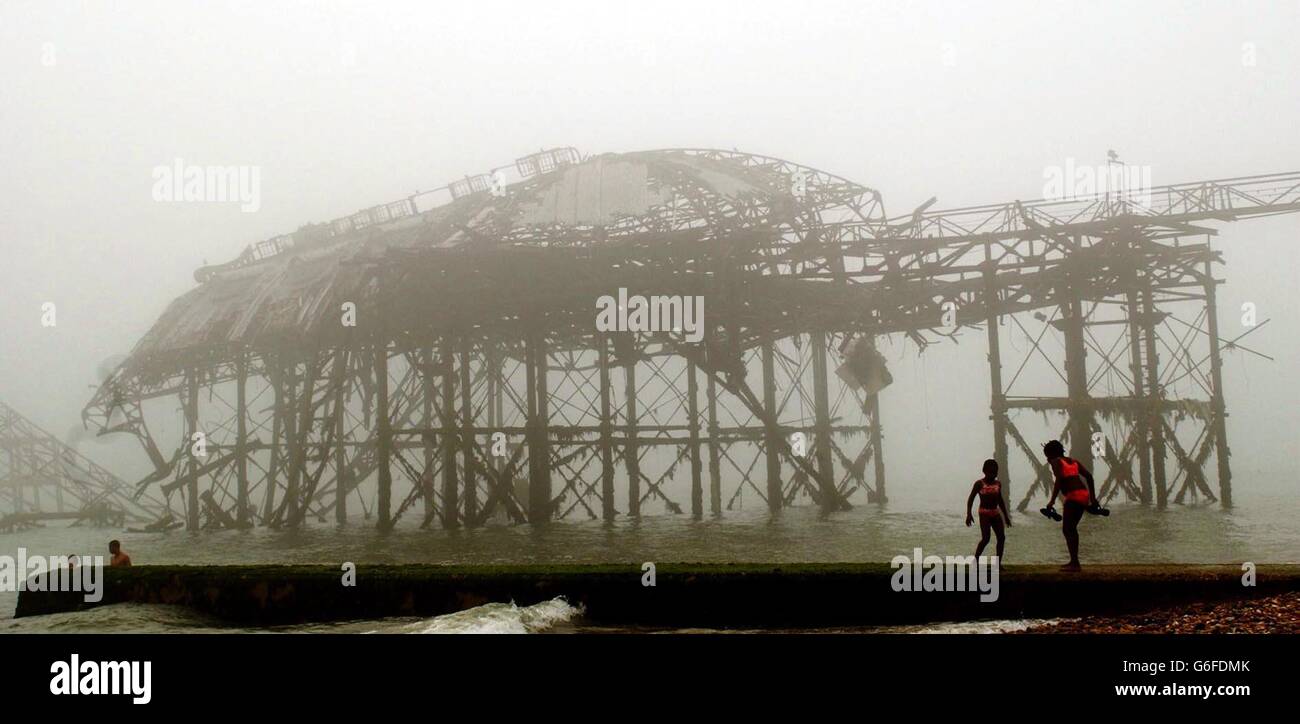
[1,0,1297,503]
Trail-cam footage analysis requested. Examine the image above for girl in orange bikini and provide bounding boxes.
[1041,440,1098,572]
[965,459,1011,562]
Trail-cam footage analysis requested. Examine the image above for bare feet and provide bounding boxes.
[1059,562,1082,572]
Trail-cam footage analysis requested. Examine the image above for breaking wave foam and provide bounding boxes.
[402,598,583,634]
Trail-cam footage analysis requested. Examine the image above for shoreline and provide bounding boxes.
[1022,591,1300,634]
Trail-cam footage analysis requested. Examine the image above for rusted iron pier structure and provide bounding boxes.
[1,400,167,527]
[79,148,1300,530]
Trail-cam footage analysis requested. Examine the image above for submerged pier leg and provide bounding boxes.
[624,347,641,518]
[278,358,299,526]
[811,331,837,514]
[687,357,703,519]
[420,348,436,526]
[235,352,250,525]
[184,367,200,531]
[1126,289,1153,505]
[1141,289,1168,509]
[460,336,478,524]
[1061,293,1094,472]
[333,349,349,524]
[706,374,722,517]
[526,332,552,524]
[762,337,782,513]
[1203,258,1233,508]
[598,338,616,521]
[983,259,1011,506]
[373,342,393,531]
[440,340,459,529]
[262,359,282,524]
[286,355,315,527]
[864,336,887,504]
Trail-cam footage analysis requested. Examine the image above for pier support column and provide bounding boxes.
[811,331,836,513]
[235,352,250,525]
[624,346,641,518]
[279,358,299,524]
[460,336,478,524]
[1141,289,1168,509]
[598,338,616,521]
[373,343,393,531]
[262,359,282,524]
[1203,258,1233,508]
[706,374,722,517]
[486,344,502,481]
[864,336,887,504]
[286,355,315,527]
[762,337,782,513]
[687,358,703,519]
[983,257,1011,505]
[865,393,886,503]
[419,348,436,525]
[440,340,459,529]
[1126,290,1153,505]
[1061,294,1095,471]
[526,332,552,524]
[184,367,200,531]
[333,350,349,524]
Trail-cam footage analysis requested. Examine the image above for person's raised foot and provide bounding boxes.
[1058,562,1082,572]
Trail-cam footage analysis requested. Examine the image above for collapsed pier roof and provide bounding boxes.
[118,148,886,378]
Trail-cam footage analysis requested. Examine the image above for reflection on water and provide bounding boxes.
[3,493,1286,566]
[2,493,1293,568]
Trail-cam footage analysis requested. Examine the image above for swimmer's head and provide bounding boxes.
[982,459,998,477]
[108,539,121,554]
[1042,440,1065,459]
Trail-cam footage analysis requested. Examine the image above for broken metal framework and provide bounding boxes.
[78,148,1300,530]
[0,400,168,529]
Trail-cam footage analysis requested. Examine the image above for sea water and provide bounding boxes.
[1,487,1293,633]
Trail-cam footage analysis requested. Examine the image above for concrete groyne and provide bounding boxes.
[16,563,1298,628]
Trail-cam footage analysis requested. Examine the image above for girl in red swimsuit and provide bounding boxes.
[1042,440,1098,571]
[965,459,1011,562]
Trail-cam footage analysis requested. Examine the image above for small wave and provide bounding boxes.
[397,597,583,634]
[0,602,236,633]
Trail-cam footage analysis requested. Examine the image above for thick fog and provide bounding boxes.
[1,0,1297,506]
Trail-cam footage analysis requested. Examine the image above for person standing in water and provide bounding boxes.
[1041,440,1098,572]
[108,539,132,567]
[965,459,1010,562]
